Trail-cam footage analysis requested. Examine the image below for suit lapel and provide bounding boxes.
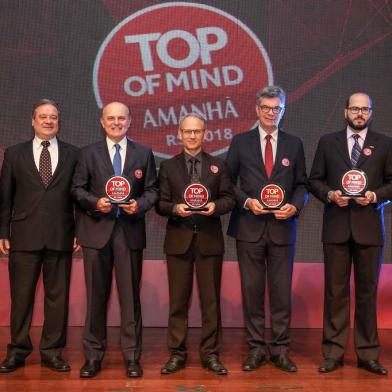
[21,140,44,186]
[334,130,352,168]
[249,127,268,179]
[201,151,211,182]
[123,138,136,176]
[270,130,287,178]
[356,130,377,168]
[49,140,67,186]
[98,139,115,178]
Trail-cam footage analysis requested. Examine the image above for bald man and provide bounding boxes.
[309,92,392,375]
[71,102,158,378]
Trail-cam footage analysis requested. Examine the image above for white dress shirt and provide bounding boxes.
[33,136,59,174]
[259,125,278,164]
[346,126,368,157]
[106,136,127,173]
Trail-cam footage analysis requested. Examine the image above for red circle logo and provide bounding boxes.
[183,183,209,209]
[260,184,285,209]
[94,2,273,158]
[341,169,367,195]
[105,175,132,202]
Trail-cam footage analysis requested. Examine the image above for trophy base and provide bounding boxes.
[184,207,208,211]
[262,207,281,210]
[341,193,365,197]
[110,200,130,204]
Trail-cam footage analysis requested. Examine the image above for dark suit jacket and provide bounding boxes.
[71,138,158,250]
[157,151,235,256]
[0,139,78,251]
[226,127,308,245]
[309,129,392,245]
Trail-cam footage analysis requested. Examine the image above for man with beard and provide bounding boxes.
[309,92,392,375]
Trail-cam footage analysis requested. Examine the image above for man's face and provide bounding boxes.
[345,93,372,131]
[178,116,206,155]
[255,96,285,133]
[32,104,59,140]
[101,102,131,142]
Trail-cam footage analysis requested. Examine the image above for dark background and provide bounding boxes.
[0,0,391,262]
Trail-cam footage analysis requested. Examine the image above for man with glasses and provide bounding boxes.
[226,86,307,372]
[309,92,392,375]
[157,113,234,375]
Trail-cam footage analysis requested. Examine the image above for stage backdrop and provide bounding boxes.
[0,1,392,327]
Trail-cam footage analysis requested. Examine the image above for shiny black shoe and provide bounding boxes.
[319,358,343,373]
[242,354,267,371]
[126,360,143,378]
[0,357,25,373]
[201,357,228,375]
[41,357,71,372]
[270,354,297,372]
[161,355,186,374]
[358,360,388,375]
[80,360,101,378]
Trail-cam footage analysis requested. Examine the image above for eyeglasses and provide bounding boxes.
[348,106,372,115]
[258,105,284,114]
[181,128,205,136]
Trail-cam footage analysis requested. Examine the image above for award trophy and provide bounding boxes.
[105,175,132,204]
[260,183,286,210]
[183,183,210,211]
[341,169,368,197]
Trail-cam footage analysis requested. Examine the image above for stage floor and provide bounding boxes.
[0,327,391,391]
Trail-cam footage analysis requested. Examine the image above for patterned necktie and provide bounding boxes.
[113,144,121,175]
[189,157,199,182]
[351,134,362,167]
[39,140,52,187]
[264,134,274,178]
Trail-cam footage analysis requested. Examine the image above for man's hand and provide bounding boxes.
[353,190,375,206]
[245,198,272,215]
[119,199,138,215]
[195,202,216,216]
[174,203,193,218]
[329,190,351,207]
[273,203,297,220]
[73,238,81,253]
[96,197,113,213]
[0,239,10,255]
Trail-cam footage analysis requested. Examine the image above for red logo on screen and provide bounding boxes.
[93,2,273,158]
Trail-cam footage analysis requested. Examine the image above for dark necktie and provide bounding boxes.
[351,134,361,167]
[113,144,121,175]
[264,134,273,178]
[189,157,199,182]
[39,140,52,187]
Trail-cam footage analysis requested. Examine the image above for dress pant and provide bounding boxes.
[166,235,223,361]
[322,239,381,361]
[7,249,72,361]
[82,221,143,361]
[237,226,294,356]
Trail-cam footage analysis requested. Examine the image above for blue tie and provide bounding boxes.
[351,134,361,167]
[113,144,121,175]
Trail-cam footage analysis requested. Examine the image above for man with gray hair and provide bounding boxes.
[157,113,235,375]
[226,86,307,372]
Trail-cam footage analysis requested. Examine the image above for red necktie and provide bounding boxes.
[264,134,273,178]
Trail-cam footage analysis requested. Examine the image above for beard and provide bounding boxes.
[346,116,371,131]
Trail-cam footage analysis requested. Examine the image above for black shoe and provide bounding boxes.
[358,360,388,376]
[126,360,143,378]
[242,354,266,371]
[41,357,71,372]
[161,355,186,374]
[201,357,228,375]
[319,358,343,373]
[270,354,297,372]
[0,357,25,373]
[80,360,101,378]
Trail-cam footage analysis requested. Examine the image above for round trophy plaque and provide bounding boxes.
[105,175,132,204]
[183,183,210,211]
[260,183,285,209]
[341,169,368,196]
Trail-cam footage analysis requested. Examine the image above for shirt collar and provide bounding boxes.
[346,126,368,141]
[258,125,278,141]
[33,135,58,148]
[106,136,127,150]
[184,151,202,162]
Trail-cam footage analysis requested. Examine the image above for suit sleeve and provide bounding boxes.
[226,136,250,209]
[373,137,392,203]
[289,139,308,213]
[213,161,235,216]
[0,149,14,238]
[156,161,175,217]
[309,137,333,204]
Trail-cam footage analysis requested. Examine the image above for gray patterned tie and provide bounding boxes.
[39,140,52,187]
[351,134,361,167]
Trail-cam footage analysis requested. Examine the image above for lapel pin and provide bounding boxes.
[363,148,372,156]
[282,158,290,167]
[210,165,219,174]
[134,169,143,179]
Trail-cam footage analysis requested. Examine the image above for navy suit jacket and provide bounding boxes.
[226,127,308,245]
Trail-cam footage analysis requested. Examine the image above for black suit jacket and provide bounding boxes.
[0,139,78,251]
[309,129,392,245]
[157,151,235,256]
[226,127,308,245]
[71,138,158,250]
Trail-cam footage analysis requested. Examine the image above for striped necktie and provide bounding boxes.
[351,134,361,167]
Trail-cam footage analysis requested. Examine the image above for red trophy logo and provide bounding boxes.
[183,183,210,211]
[341,169,368,196]
[260,184,285,209]
[105,175,132,204]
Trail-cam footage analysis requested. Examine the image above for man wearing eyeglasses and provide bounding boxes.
[157,113,235,375]
[226,86,307,373]
[309,92,392,375]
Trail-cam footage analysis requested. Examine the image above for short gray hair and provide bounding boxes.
[178,112,207,130]
[256,86,286,106]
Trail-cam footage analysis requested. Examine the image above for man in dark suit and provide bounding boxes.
[0,99,78,373]
[226,86,307,372]
[309,92,392,375]
[157,113,235,375]
[71,102,158,378]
